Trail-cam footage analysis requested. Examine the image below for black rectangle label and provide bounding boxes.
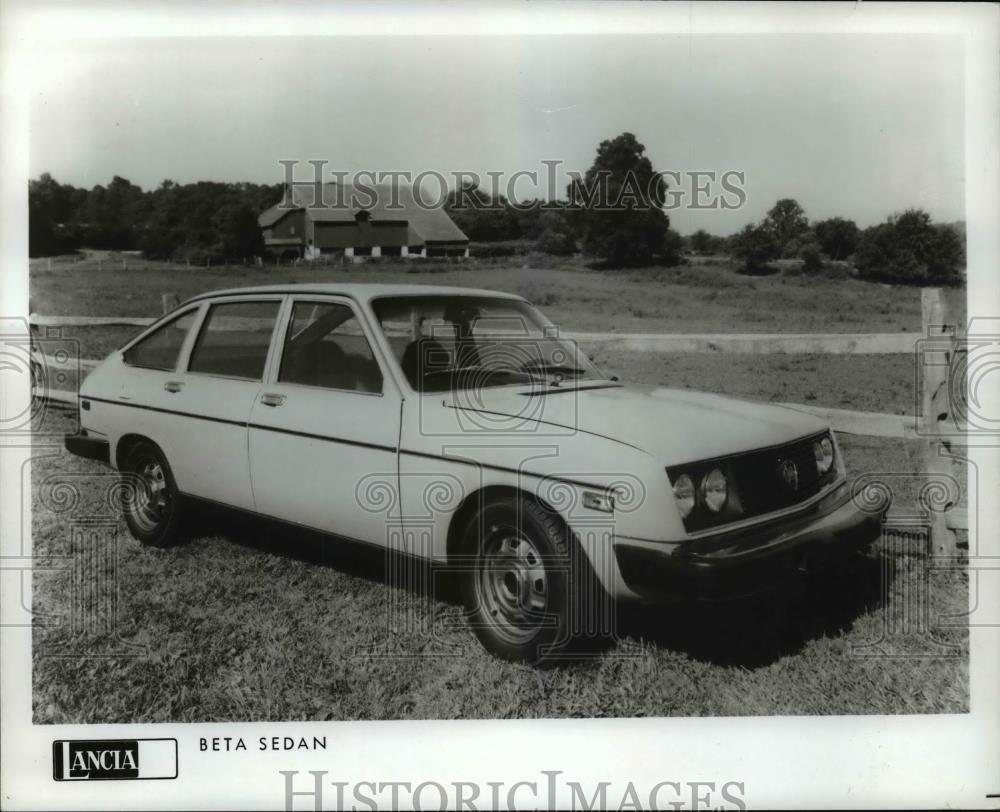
[52,738,177,781]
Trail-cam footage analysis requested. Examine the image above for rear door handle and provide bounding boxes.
[260,392,286,407]
[164,381,183,393]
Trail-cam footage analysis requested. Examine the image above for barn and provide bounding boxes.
[258,182,469,261]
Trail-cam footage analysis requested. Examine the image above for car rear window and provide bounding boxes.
[122,309,198,371]
[187,300,280,380]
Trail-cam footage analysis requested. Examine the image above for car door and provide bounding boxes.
[113,303,204,483]
[168,296,285,510]
[247,295,402,546]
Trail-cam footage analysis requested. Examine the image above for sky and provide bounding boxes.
[28,33,964,235]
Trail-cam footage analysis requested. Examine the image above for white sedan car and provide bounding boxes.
[65,284,881,663]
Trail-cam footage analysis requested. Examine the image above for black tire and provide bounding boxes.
[121,441,186,548]
[459,494,607,665]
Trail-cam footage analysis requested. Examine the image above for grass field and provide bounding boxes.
[29,253,964,334]
[29,257,969,721]
[31,414,967,722]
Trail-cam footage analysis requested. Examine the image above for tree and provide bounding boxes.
[569,132,671,267]
[731,223,779,274]
[28,173,76,256]
[214,202,263,259]
[854,209,964,284]
[813,217,860,261]
[764,198,809,257]
[445,185,521,242]
[27,173,284,260]
[662,228,685,266]
[690,229,712,254]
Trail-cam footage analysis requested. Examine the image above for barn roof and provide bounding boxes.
[258,182,468,244]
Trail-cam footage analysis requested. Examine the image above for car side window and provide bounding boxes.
[187,300,280,380]
[122,309,198,371]
[278,301,383,393]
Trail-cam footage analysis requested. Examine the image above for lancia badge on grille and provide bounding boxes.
[778,459,800,491]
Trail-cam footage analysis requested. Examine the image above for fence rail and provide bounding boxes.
[30,315,917,355]
[571,331,915,354]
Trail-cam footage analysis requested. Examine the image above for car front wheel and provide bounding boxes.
[460,495,597,664]
[122,441,186,548]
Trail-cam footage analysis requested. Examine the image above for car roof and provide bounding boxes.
[182,283,526,307]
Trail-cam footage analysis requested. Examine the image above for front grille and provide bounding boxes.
[667,432,835,533]
[730,436,824,516]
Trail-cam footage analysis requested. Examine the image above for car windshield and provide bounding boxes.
[371,295,608,393]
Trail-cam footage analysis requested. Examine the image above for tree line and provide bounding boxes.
[725,198,965,284]
[29,174,281,261]
[27,133,684,267]
[28,130,965,284]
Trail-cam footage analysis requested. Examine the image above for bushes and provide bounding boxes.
[729,203,963,285]
[731,223,780,274]
[814,217,860,261]
[800,245,824,273]
[854,209,964,284]
[534,210,578,256]
[469,240,532,258]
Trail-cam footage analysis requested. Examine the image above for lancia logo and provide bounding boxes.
[778,459,800,491]
[53,738,178,781]
[54,740,139,780]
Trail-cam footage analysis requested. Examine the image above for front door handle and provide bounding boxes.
[164,381,183,393]
[260,392,286,407]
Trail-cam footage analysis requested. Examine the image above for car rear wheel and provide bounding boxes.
[122,441,186,548]
[460,495,599,664]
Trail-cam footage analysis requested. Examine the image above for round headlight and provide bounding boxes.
[673,473,696,519]
[814,436,835,474]
[701,468,728,513]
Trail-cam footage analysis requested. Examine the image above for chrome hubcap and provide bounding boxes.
[132,459,169,532]
[475,525,548,643]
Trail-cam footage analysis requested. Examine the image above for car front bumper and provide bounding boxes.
[64,433,111,465]
[614,492,882,602]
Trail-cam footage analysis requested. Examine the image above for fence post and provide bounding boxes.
[161,292,180,314]
[920,287,958,556]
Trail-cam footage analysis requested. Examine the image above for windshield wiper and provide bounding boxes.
[518,361,587,377]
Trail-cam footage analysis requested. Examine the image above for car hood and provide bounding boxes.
[445,383,828,465]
